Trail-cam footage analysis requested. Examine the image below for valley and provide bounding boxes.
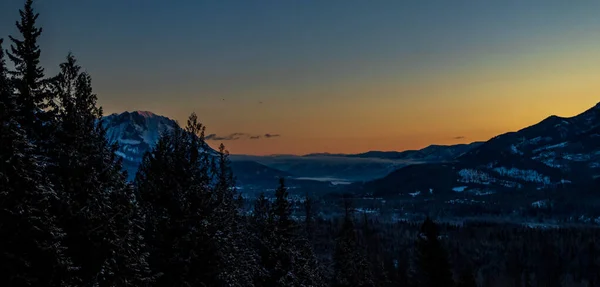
[103,103,600,227]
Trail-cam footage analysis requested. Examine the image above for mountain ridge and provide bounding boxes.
[357,102,600,200]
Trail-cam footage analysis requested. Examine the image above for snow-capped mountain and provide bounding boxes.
[460,102,600,171]
[102,111,292,186]
[357,102,600,198]
[102,111,216,179]
[103,111,178,162]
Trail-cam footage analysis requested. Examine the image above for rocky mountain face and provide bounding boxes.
[102,111,216,179]
[357,103,600,200]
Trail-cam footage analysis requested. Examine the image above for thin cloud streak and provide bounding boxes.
[206,132,281,141]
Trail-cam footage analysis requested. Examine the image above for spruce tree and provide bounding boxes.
[210,141,258,285]
[304,192,315,242]
[0,38,72,287]
[254,178,297,285]
[362,213,389,287]
[250,179,325,286]
[7,0,50,140]
[50,54,150,286]
[250,192,273,285]
[332,210,374,287]
[273,178,293,238]
[412,217,455,287]
[136,115,257,286]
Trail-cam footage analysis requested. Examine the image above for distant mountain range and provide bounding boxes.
[102,111,484,184]
[356,102,600,199]
[304,142,484,162]
[103,102,600,203]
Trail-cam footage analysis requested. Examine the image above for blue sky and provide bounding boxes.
[1,0,600,154]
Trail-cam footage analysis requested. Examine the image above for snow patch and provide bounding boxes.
[452,186,467,192]
[531,200,550,208]
[533,141,568,153]
[446,199,485,205]
[492,167,551,185]
[510,144,523,155]
[408,191,421,197]
[118,139,141,145]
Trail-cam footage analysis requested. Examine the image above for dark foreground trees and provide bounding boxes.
[250,178,326,286]
[0,36,72,287]
[50,54,151,286]
[412,217,455,287]
[135,115,259,286]
[4,1,600,287]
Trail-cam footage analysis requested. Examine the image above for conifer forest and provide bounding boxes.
[2,1,600,287]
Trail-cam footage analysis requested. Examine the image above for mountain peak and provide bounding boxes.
[107,110,163,119]
[132,110,157,118]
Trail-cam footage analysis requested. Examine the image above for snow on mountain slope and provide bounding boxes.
[102,111,216,178]
[103,111,178,162]
[358,102,600,199]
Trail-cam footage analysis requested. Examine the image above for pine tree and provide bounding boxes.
[253,192,271,225]
[332,208,374,287]
[7,0,50,140]
[412,217,455,287]
[254,178,296,285]
[273,178,293,238]
[49,54,150,286]
[250,192,273,285]
[362,213,389,287]
[136,114,257,286]
[250,179,325,286]
[0,37,72,287]
[209,141,258,286]
[304,192,315,242]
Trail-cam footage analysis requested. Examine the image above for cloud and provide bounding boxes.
[453,136,466,140]
[206,132,281,141]
[206,133,246,141]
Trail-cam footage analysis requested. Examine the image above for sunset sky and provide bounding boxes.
[1,0,600,155]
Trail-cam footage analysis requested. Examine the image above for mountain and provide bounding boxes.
[460,103,600,173]
[357,102,600,200]
[303,142,484,162]
[102,111,295,187]
[102,111,218,179]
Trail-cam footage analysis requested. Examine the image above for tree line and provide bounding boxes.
[2,1,598,287]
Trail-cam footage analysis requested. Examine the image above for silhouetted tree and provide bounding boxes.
[362,213,389,287]
[304,192,315,242]
[49,54,151,286]
[0,37,72,287]
[7,0,50,141]
[251,179,325,286]
[250,192,272,285]
[136,115,256,286]
[332,213,374,287]
[412,217,454,287]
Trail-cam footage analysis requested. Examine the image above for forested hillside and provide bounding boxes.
[1,1,599,286]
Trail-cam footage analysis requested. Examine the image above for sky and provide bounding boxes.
[1,0,600,155]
